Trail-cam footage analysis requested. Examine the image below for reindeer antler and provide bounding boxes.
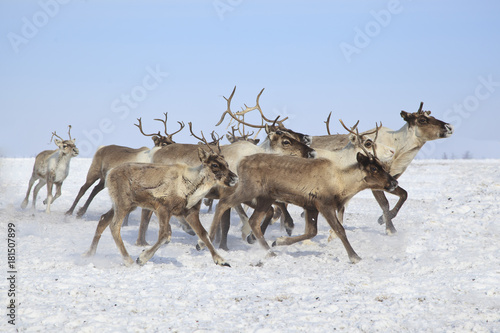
[235,88,288,128]
[154,112,185,139]
[67,125,73,140]
[50,131,64,143]
[339,119,376,158]
[324,112,332,135]
[216,86,287,133]
[188,122,220,154]
[135,118,161,137]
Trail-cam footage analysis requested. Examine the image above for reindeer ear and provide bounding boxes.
[265,124,270,134]
[54,139,63,147]
[198,147,209,162]
[401,111,416,122]
[356,152,369,165]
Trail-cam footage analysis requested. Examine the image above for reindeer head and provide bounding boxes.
[356,152,398,192]
[52,125,79,157]
[190,122,238,187]
[340,119,395,163]
[197,148,238,187]
[135,113,185,147]
[401,102,454,141]
[266,126,317,159]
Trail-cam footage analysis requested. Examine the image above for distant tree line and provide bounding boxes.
[442,151,473,159]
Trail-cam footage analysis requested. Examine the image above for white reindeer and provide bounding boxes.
[21,126,79,213]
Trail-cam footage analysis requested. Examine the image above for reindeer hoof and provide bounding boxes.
[247,234,256,244]
[271,241,277,247]
[76,210,85,219]
[135,241,149,246]
[349,254,362,264]
[266,251,277,258]
[285,227,293,236]
[220,262,231,267]
[386,227,397,235]
[377,215,384,225]
[136,257,146,266]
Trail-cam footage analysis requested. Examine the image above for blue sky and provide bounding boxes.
[1,0,499,158]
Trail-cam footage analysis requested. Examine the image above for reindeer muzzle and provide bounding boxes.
[441,123,454,137]
[386,179,399,192]
[227,174,239,187]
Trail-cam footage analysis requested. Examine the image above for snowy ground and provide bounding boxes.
[1,157,499,332]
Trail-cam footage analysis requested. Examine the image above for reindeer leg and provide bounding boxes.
[109,208,135,266]
[234,204,251,239]
[66,179,95,215]
[83,209,114,257]
[177,216,195,236]
[247,201,274,252]
[386,186,407,221]
[273,209,319,246]
[77,179,105,218]
[21,175,37,209]
[50,182,63,204]
[31,179,46,211]
[247,206,274,244]
[207,199,232,246]
[44,179,54,214]
[136,209,154,246]
[322,207,361,264]
[328,205,346,241]
[276,202,294,236]
[218,208,231,251]
[186,205,229,267]
[137,207,172,265]
[372,190,398,235]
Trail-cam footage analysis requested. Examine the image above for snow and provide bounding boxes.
[1,157,499,332]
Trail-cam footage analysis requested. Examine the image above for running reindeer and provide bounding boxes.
[21,126,79,213]
[311,102,453,234]
[83,129,238,267]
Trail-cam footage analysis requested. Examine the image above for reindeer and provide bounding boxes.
[21,126,79,213]
[83,132,238,267]
[204,122,398,263]
[250,120,395,240]
[311,102,453,234]
[65,113,184,218]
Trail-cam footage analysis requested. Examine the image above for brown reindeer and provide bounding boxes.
[311,102,453,234]
[65,113,184,218]
[21,126,79,213]
[83,133,238,267]
[205,123,398,263]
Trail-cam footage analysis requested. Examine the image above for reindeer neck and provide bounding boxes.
[317,148,368,200]
[184,165,215,209]
[382,124,426,177]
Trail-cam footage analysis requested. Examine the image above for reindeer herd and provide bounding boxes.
[21,87,454,266]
